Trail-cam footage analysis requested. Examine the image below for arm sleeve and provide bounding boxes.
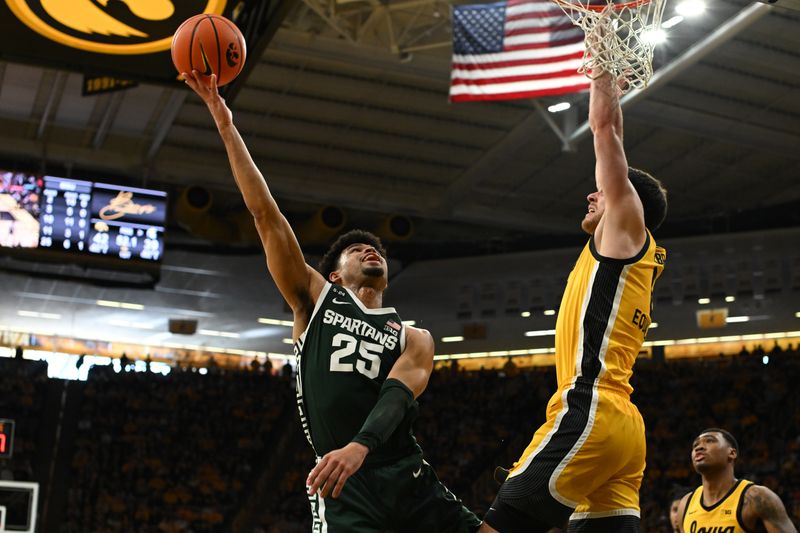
[351,378,415,452]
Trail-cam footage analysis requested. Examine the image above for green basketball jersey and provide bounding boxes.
[295,282,422,466]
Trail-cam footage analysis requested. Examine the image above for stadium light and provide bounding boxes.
[725,296,736,303]
[547,102,571,113]
[544,309,556,316]
[697,297,710,304]
[441,336,464,343]
[520,311,531,318]
[282,338,293,344]
[17,310,61,320]
[649,322,658,329]
[258,318,294,327]
[642,29,667,45]
[762,355,769,365]
[795,312,800,318]
[402,320,416,326]
[198,329,240,338]
[524,329,556,337]
[726,316,750,323]
[675,0,706,17]
[661,15,684,28]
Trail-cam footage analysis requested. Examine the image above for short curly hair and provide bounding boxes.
[317,230,387,281]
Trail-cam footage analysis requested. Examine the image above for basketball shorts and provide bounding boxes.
[485,379,645,533]
[308,452,480,533]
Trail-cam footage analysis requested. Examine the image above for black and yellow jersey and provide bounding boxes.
[682,479,755,533]
[554,231,666,395]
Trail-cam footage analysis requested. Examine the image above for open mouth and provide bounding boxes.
[363,253,381,263]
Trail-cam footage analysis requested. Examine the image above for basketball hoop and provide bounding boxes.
[551,0,667,91]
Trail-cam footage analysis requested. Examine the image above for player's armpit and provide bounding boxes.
[388,326,434,399]
[744,485,798,533]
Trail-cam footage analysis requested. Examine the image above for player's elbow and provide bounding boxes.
[590,121,621,142]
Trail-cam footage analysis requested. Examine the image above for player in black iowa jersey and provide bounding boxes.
[676,429,796,533]
[184,71,480,533]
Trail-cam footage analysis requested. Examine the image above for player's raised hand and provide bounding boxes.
[182,70,232,130]
[307,442,369,499]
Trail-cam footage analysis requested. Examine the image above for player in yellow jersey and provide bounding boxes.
[676,428,796,533]
[480,68,667,533]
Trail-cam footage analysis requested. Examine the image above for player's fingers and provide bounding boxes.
[321,466,343,499]
[331,470,351,499]
[210,73,219,92]
[306,460,326,492]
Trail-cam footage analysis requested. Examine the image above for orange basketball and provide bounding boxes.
[171,14,246,87]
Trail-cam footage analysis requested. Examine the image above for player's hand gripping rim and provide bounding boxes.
[307,442,369,499]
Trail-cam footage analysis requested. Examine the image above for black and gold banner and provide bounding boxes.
[0,1,234,85]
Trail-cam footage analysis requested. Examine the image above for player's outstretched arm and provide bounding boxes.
[743,485,798,533]
[183,71,325,319]
[589,69,646,258]
[305,327,434,499]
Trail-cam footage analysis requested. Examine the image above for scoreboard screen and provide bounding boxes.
[0,171,166,264]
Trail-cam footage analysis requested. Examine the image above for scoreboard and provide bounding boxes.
[1,171,166,265]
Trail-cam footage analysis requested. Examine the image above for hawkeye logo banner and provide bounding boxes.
[1,0,228,84]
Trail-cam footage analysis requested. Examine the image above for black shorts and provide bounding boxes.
[308,453,480,533]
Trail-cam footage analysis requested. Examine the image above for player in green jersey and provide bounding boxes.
[185,71,479,533]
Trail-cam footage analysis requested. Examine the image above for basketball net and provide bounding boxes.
[551,0,667,91]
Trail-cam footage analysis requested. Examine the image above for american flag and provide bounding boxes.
[450,0,591,102]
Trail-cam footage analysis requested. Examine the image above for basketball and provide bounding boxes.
[171,14,246,87]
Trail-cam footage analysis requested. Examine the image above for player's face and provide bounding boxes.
[691,432,735,473]
[334,243,388,287]
[581,190,605,234]
[670,499,681,531]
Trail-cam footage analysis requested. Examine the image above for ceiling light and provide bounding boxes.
[96,299,144,310]
[17,310,61,320]
[795,312,800,318]
[726,316,750,323]
[525,329,556,337]
[520,311,531,318]
[642,29,667,45]
[544,309,556,316]
[258,318,294,327]
[661,15,684,28]
[675,0,706,17]
[198,329,240,338]
[725,296,736,303]
[441,336,464,343]
[698,297,710,304]
[649,322,658,329]
[282,338,294,345]
[402,320,416,326]
[547,102,571,113]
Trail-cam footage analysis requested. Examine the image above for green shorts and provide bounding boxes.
[308,453,480,533]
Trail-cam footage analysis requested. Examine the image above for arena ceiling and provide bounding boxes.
[1,0,800,357]
[0,0,798,255]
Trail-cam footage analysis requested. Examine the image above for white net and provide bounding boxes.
[552,0,667,91]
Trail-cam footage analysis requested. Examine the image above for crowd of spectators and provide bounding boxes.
[62,365,292,533]
[0,354,48,483]
[3,343,797,532]
[255,346,799,532]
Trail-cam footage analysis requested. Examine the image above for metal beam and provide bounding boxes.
[565,2,772,149]
[36,72,67,140]
[145,89,188,162]
[92,92,124,149]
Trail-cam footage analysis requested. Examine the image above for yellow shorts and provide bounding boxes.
[497,379,645,526]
